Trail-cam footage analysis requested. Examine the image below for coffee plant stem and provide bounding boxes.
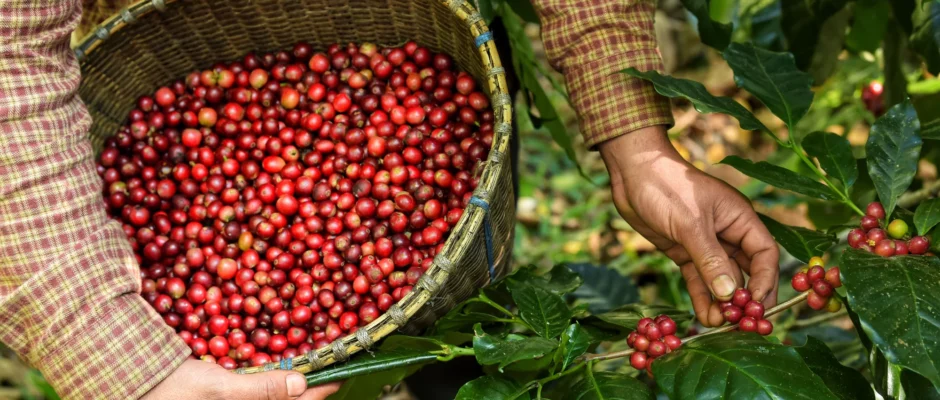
[791,309,847,328]
[433,344,476,362]
[511,359,590,399]
[793,143,865,216]
[898,179,940,209]
[578,291,811,363]
[472,294,516,319]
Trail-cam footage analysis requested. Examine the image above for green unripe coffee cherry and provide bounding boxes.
[887,219,909,239]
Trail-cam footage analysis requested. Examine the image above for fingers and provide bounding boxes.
[221,370,308,400]
[680,262,725,327]
[297,382,343,400]
[681,227,738,301]
[717,207,780,303]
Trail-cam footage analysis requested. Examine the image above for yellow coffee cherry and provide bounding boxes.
[808,256,825,268]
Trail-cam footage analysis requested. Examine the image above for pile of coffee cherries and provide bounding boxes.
[719,288,773,336]
[791,257,843,312]
[627,315,682,373]
[847,202,931,257]
[96,40,495,369]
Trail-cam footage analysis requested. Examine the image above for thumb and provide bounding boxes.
[682,228,738,301]
[221,370,308,400]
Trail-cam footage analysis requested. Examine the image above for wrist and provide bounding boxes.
[598,125,683,179]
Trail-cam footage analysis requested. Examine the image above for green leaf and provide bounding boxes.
[916,199,940,235]
[620,68,781,144]
[747,1,785,51]
[310,336,443,388]
[722,42,815,128]
[780,0,850,71]
[913,93,940,140]
[903,370,940,399]
[456,376,531,400]
[912,0,940,75]
[758,213,838,262]
[866,99,923,218]
[720,156,837,200]
[652,332,839,399]
[556,324,591,371]
[567,263,638,314]
[508,280,572,339]
[434,311,507,333]
[511,264,584,295]
[846,0,892,52]
[841,248,940,388]
[473,326,558,371]
[586,304,691,331]
[504,0,539,23]
[477,0,497,24]
[803,131,858,189]
[680,0,733,50]
[566,370,654,400]
[795,337,877,400]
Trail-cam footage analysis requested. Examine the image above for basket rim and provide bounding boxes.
[74,0,514,376]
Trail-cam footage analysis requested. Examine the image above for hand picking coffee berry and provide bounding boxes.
[718,288,774,336]
[847,202,930,257]
[95,41,493,369]
[791,257,843,312]
[627,315,681,375]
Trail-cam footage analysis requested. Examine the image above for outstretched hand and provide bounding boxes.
[142,359,341,400]
[599,126,780,327]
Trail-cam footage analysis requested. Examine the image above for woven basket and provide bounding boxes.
[75,0,515,375]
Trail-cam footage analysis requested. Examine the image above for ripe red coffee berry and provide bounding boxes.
[824,267,842,288]
[627,332,638,347]
[648,341,667,357]
[791,272,811,292]
[807,291,827,310]
[756,319,773,336]
[722,305,743,324]
[630,352,648,370]
[909,236,930,255]
[806,266,825,283]
[860,216,880,231]
[645,324,663,341]
[812,280,833,297]
[874,240,896,257]
[847,229,866,248]
[663,335,682,350]
[895,240,910,255]
[731,288,751,308]
[658,318,677,336]
[633,336,650,352]
[636,318,653,335]
[868,228,887,245]
[866,202,886,220]
[744,301,764,319]
[738,317,758,332]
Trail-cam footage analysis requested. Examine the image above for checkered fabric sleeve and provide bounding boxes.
[0,1,190,399]
[532,0,674,149]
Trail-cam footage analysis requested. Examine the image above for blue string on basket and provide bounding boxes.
[474,31,494,48]
[279,357,293,370]
[469,196,496,283]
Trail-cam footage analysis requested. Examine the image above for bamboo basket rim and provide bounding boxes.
[73,0,514,376]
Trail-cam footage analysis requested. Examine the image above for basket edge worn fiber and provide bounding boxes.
[74,0,515,375]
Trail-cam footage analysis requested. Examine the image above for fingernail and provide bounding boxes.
[286,374,306,397]
[711,274,736,298]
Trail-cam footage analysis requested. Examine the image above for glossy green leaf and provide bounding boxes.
[841,248,940,388]
[912,0,940,75]
[620,68,781,144]
[556,323,591,371]
[434,311,507,333]
[566,370,654,400]
[722,42,815,128]
[803,131,858,189]
[586,304,691,331]
[680,0,733,50]
[903,370,940,399]
[652,332,839,399]
[916,199,940,235]
[780,0,850,71]
[504,0,539,23]
[477,0,497,24]
[721,156,837,200]
[567,263,638,314]
[309,336,444,387]
[746,1,785,50]
[913,93,940,140]
[473,326,558,371]
[795,337,876,400]
[758,213,837,262]
[846,0,891,52]
[866,99,923,218]
[508,280,572,339]
[456,376,531,400]
[511,264,584,295]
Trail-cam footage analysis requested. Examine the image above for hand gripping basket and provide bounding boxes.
[75,0,515,375]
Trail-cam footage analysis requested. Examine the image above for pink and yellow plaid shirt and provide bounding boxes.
[0,0,670,398]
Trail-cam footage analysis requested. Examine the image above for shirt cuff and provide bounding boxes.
[563,49,674,149]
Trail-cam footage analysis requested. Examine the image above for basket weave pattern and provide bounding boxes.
[76,0,514,374]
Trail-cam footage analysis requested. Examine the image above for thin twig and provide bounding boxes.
[898,179,940,209]
[578,291,811,363]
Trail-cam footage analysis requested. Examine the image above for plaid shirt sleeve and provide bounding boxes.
[0,1,190,399]
[531,0,674,149]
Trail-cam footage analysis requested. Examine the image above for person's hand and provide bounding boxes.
[599,126,780,327]
[142,359,342,400]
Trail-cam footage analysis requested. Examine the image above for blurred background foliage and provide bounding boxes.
[2,0,937,398]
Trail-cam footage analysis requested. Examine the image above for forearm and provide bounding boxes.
[530,0,674,149]
[0,1,188,398]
